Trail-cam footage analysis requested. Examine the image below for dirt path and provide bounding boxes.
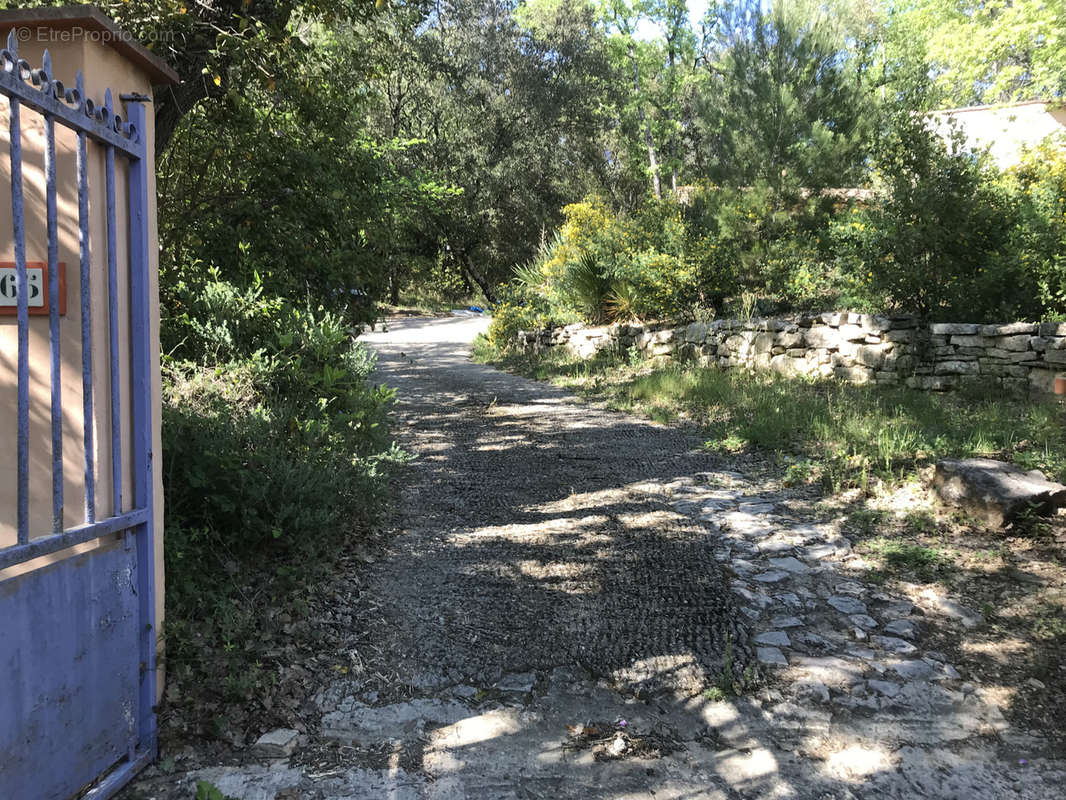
[131,315,1064,799]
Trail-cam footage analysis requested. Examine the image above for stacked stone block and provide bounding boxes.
[516,314,1066,393]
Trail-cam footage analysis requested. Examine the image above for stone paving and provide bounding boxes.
[125,315,1065,800]
[659,472,1014,752]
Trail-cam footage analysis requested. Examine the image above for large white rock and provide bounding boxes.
[930,458,1066,527]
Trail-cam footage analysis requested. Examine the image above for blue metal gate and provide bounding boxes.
[0,33,157,800]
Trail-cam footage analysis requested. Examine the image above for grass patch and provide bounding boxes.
[859,537,955,581]
[475,335,1066,492]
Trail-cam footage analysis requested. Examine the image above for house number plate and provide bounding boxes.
[0,262,67,315]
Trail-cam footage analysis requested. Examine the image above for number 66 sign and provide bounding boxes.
[0,262,67,316]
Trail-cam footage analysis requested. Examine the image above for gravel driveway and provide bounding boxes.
[357,314,752,697]
[129,314,1066,800]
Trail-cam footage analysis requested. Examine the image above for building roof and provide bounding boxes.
[930,99,1062,116]
[0,5,179,86]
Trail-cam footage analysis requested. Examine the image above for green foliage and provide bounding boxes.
[681,181,842,310]
[831,110,1027,319]
[884,0,1066,106]
[161,278,404,703]
[560,251,617,323]
[163,282,397,547]
[195,782,237,800]
[507,198,699,323]
[486,281,563,352]
[860,538,953,582]
[156,43,443,324]
[694,0,876,192]
[1003,138,1066,317]
[355,0,616,298]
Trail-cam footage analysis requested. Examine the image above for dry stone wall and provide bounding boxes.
[516,313,1066,393]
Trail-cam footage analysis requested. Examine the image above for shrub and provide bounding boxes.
[485,281,563,352]
[1006,138,1066,318]
[833,111,1031,321]
[494,130,1066,332]
[512,198,701,325]
[162,268,283,364]
[160,276,403,704]
[680,180,851,313]
[162,352,395,569]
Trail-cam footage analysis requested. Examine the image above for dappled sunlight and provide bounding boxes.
[448,517,614,542]
[429,709,525,751]
[709,747,782,787]
[824,744,896,781]
[960,638,1030,665]
[528,482,677,517]
[225,314,1059,799]
[513,557,600,583]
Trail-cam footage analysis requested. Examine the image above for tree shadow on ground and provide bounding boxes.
[283,316,1064,799]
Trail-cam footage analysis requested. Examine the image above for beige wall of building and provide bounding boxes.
[0,12,176,678]
[929,100,1066,168]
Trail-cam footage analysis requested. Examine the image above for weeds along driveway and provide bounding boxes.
[130,315,1066,799]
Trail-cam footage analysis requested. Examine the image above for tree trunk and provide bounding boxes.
[629,43,661,200]
[667,36,679,196]
[389,265,401,305]
[154,79,221,160]
[458,252,497,305]
[643,113,662,200]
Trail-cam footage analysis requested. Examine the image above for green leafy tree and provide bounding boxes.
[157,15,452,324]
[884,0,1066,107]
[833,97,1028,320]
[357,0,616,298]
[1,0,384,157]
[693,0,877,193]
[600,0,700,200]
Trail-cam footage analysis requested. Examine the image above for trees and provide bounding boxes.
[355,0,615,298]
[109,0,382,157]
[884,0,1066,107]
[692,0,876,193]
[0,0,385,157]
[834,105,1026,319]
[599,0,701,201]
[11,0,1066,318]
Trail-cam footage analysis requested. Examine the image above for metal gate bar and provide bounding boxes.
[77,70,96,526]
[44,53,62,534]
[104,93,122,516]
[9,49,29,543]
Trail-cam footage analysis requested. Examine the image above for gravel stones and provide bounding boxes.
[868,680,903,698]
[828,596,868,615]
[883,619,918,639]
[755,631,792,647]
[126,317,1064,800]
[758,647,789,666]
[496,672,536,693]
[768,556,810,574]
[253,728,300,758]
[918,588,984,629]
[872,636,919,655]
[753,570,792,583]
[792,656,865,689]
